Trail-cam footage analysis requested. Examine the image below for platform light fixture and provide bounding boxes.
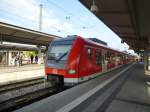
[91,0,99,14]
[121,39,124,43]
[140,49,144,52]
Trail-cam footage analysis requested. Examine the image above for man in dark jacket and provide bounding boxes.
[30,54,33,64]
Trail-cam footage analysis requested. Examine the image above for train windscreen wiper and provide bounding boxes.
[56,52,68,62]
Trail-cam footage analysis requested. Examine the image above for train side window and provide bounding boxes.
[120,54,123,61]
[105,51,107,62]
[106,51,111,63]
[87,48,92,59]
[112,52,116,62]
[119,55,120,61]
[102,52,105,64]
[95,51,101,65]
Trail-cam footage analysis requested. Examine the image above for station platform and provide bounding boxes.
[0,64,44,84]
[106,63,150,112]
[15,63,150,112]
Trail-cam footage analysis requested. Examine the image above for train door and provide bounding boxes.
[102,49,107,72]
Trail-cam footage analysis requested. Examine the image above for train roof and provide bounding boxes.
[88,38,107,46]
[51,35,133,56]
[80,36,132,56]
[49,35,77,46]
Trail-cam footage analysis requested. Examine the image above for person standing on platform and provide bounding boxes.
[35,55,38,64]
[19,53,23,66]
[30,54,33,64]
[11,55,16,66]
[15,55,19,66]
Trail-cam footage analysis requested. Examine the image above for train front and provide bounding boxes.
[45,36,80,87]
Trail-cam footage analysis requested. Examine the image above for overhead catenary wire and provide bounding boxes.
[46,0,96,29]
[0,0,97,35]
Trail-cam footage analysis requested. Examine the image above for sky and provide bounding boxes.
[0,0,135,54]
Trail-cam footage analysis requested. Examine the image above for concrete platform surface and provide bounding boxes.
[14,64,133,112]
[1,64,44,73]
[0,64,44,84]
[106,63,150,112]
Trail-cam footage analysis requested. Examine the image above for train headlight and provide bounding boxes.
[68,69,76,74]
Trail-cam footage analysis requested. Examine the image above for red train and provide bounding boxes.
[45,35,134,86]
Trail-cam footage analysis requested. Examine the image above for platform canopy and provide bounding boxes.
[0,44,46,51]
[80,0,150,52]
[0,22,61,46]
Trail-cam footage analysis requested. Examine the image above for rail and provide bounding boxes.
[0,77,60,112]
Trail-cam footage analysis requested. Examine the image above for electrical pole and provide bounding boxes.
[39,4,43,31]
[37,4,43,64]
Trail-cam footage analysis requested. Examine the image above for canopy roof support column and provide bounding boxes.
[144,50,150,71]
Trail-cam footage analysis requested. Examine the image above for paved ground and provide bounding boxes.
[0,64,44,84]
[15,64,131,112]
[14,63,150,112]
[106,63,150,112]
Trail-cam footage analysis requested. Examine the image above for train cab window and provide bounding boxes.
[47,39,74,62]
[87,48,92,59]
[95,51,101,65]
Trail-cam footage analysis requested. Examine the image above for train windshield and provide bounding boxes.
[47,38,75,62]
[48,45,71,61]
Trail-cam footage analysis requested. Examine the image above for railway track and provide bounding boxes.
[0,77,44,93]
[0,77,60,112]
